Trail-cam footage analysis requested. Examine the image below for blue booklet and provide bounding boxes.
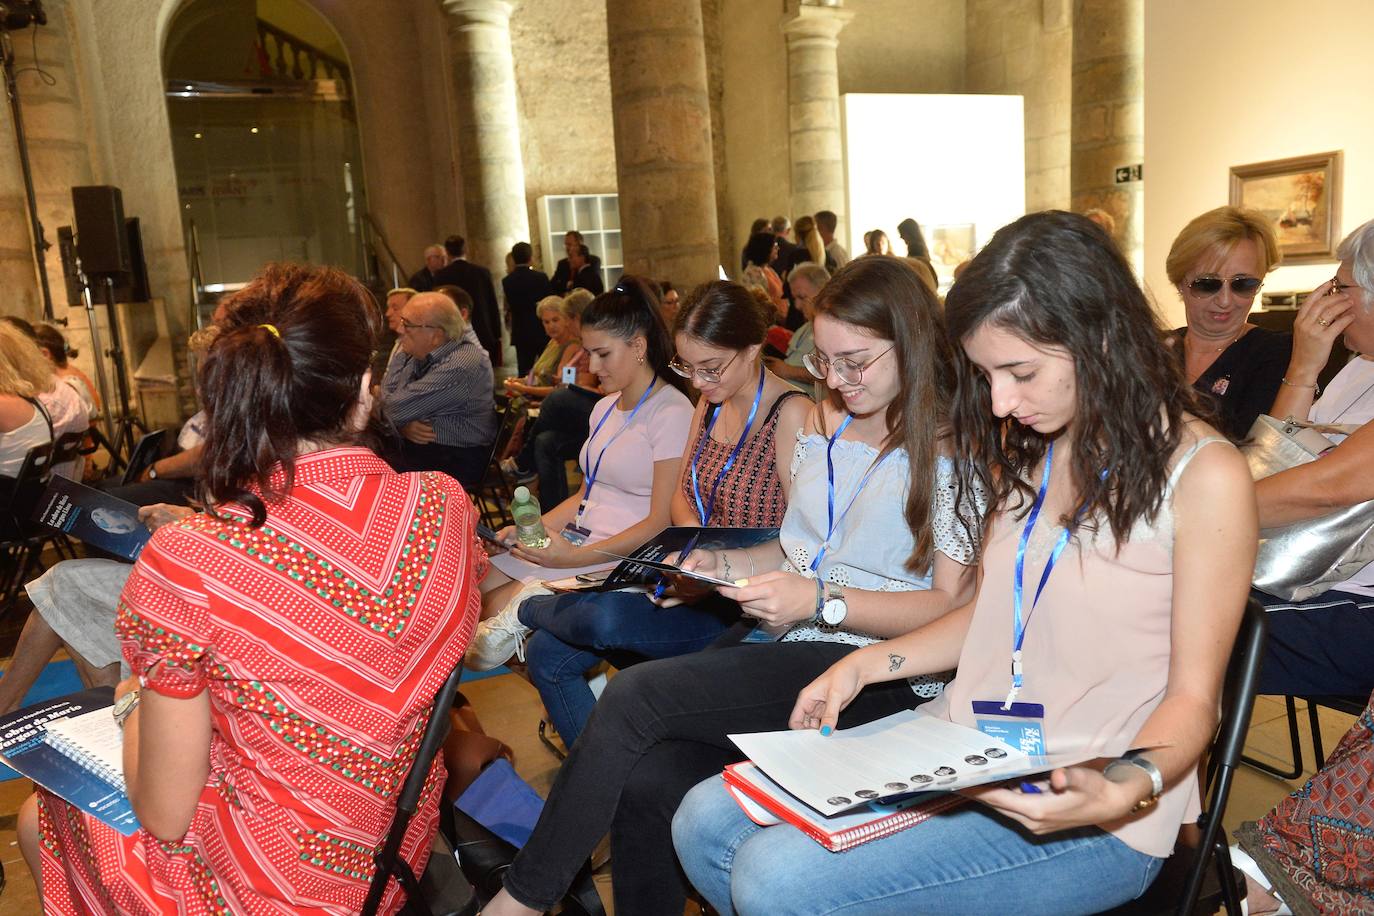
[31,476,151,561]
[0,688,141,836]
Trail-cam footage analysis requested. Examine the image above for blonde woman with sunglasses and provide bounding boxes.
[1167,205,1291,439]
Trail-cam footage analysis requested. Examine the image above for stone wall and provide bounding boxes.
[508,0,618,273]
[965,0,1071,212]
[839,0,965,95]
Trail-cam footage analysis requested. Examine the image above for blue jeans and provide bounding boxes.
[672,776,1163,916]
[519,590,741,746]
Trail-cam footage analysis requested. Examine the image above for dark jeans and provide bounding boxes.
[515,386,598,505]
[519,591,742,747]
[390,440,490,490]
[501,642,925,915]
[1255,586,1374,695]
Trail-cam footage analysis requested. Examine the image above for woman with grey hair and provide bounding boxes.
[1253,217,1374,697]
[503,294,590,401]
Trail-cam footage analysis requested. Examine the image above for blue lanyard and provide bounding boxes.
[809,414,895,574]
[1005,439,1074,709]
[691,365,766,527]
[576,380,657,528]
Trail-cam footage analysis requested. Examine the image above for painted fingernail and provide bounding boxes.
[733,579,749,587]
[820,725,832,737]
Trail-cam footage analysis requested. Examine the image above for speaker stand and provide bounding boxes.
[85,275,145,470]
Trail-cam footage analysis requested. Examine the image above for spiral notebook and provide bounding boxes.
[0,688,140,835]
[723,761,965,852]
[44,708,127,793]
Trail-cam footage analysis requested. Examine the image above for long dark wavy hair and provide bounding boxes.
[944,210,1204,546]
[198,263,381,526]
[813,256,955,572]
[582,275,690,396]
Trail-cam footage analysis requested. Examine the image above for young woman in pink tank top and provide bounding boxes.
[672,211,1260,913]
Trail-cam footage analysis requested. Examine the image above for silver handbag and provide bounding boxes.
[1244,415,1374,601]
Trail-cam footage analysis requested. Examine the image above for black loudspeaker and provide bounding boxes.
[72,185,131,277]
[56,225,83,308]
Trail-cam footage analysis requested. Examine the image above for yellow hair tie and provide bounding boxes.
[259,323,281,338]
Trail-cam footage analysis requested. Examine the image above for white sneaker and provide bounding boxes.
[467,603,532,671]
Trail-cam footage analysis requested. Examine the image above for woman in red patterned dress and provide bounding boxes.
[17,263,484,914]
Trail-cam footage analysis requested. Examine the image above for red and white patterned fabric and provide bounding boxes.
[37,447,484,915]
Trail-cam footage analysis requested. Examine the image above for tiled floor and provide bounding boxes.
[0,649,1359,914]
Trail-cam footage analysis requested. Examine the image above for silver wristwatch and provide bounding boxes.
[1104,749,1163,812]
[817,582,847,626]
[112,688,141,729]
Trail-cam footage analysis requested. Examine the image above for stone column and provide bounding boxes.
[1071,0,1143,268]
[782,1,854,239]
[605,0,719,287]
[440,0,530,277]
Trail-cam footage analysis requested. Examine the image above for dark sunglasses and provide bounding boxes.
[1187,275,1262,298]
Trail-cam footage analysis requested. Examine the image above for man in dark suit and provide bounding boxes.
[431,235,503,368]
[407,245,446,292]
[502,241,553,375]
[768,215,798,276]
[550,230,602,294]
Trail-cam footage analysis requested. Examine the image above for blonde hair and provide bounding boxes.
[795,215,825,265]
[563,288,595,319]
[536,295,569,319]
[1166,206,1279,286]
[0,323,56,398]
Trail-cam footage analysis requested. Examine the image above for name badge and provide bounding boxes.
[561,523,592,546]
[972,699,1047,756]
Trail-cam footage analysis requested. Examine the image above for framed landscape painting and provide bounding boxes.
[1229,151,1342,264]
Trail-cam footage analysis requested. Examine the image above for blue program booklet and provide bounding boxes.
[0,688,141,836]
[31,476,151,561]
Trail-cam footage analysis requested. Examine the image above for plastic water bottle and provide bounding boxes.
[512,486,550,549]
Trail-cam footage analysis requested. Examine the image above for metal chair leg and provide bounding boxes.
[1241,695,1304,780]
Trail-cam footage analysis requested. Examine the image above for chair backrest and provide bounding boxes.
[120,428,168,485]
[1178,597,1268,913]
[0,442,56,532]
[361,658,467,916]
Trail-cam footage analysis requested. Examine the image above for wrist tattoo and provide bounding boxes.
[722,552,733,581]
[888,653,905,672]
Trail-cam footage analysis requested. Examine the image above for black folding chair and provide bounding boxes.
[466,401,522,530]
[1241,693,1367,780]
[0,442,57,617]
[1100,597,1267,915]
[361,659,477,916]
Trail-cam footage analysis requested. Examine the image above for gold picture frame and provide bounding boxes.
[1229,151,1342,264]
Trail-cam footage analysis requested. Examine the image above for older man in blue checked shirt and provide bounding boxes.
[381,291,498,488]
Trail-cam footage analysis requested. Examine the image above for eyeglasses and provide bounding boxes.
[802,347,893,386]
[1187,275,1263,298]
[670,349,739,384]
[401,318,442,332]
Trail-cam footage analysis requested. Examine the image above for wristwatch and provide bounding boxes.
[112,688,141,729]
[817,582,847,626]
[1104,749,1164,813]
[146,463,159,480]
